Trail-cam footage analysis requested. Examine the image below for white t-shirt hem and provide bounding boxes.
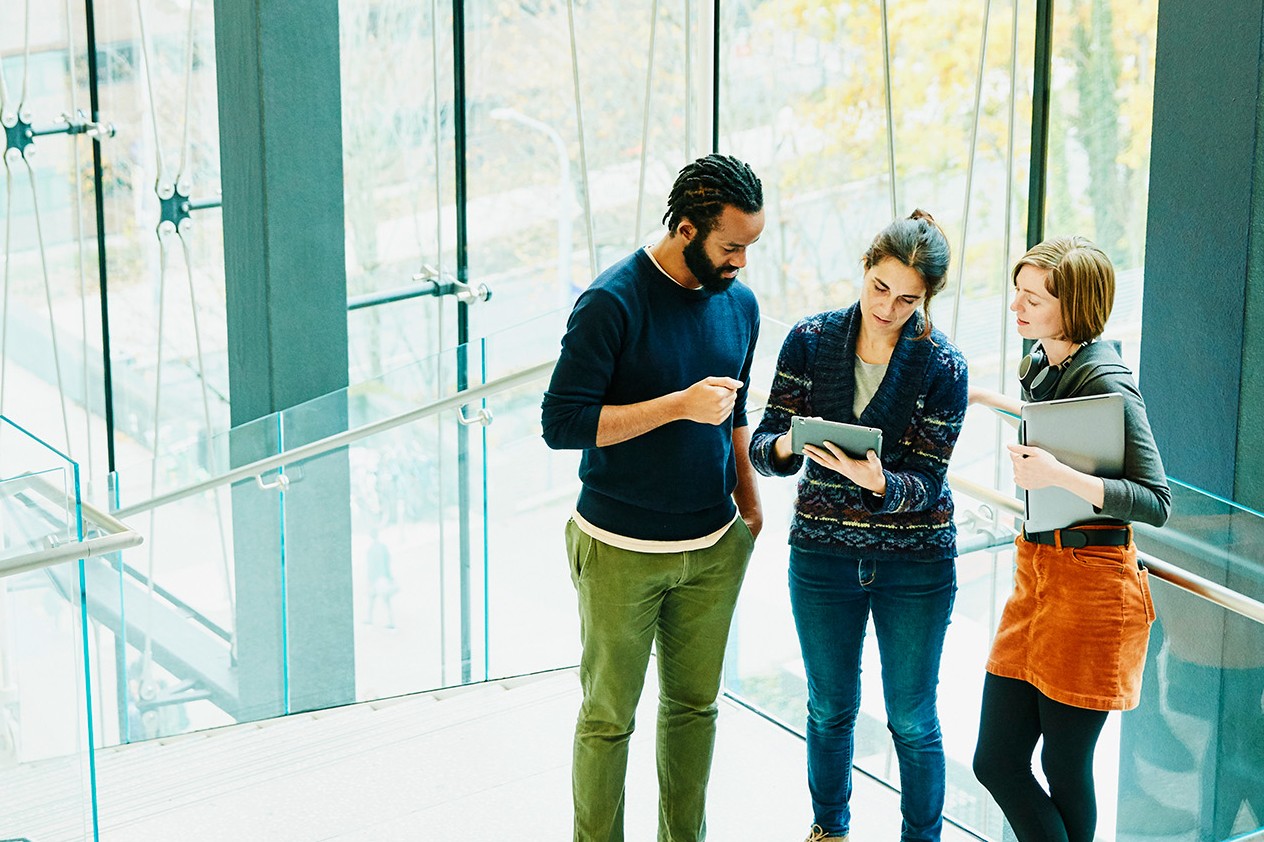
[571,509,737,553]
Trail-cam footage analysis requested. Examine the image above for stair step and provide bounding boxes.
[0,671,580,840]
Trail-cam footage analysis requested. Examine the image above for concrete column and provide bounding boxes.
[214,0,355,718]
[1140,0,1264,511]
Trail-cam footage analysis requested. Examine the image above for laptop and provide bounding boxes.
[1019,392,1125,532]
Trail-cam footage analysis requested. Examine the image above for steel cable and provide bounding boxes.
[949,0,994,343]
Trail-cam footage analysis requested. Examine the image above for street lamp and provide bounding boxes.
[489,108,577,311]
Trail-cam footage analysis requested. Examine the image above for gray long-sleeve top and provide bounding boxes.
[1035,341,1171,527]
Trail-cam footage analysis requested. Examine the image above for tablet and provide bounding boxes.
[790,416,883,459]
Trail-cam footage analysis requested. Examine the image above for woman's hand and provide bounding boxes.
[1007,444,1069,490]
[1008,444,1106,508]
[970,384,1023,416]
[771,431,796,468]
[803,441,886,496]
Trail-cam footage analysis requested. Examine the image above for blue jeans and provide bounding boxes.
[789,547,956,842]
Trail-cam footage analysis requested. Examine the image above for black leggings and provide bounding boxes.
[973,674,1109,842]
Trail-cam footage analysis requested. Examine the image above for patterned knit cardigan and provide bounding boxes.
[749,303,969,562]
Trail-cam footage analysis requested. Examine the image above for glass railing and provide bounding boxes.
[0,415,97,841]
[1125,480,1264,842]
[76,313,572,754]
[71,307,788,757]
[10,317,1264,842]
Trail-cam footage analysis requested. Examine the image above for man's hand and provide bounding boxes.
[595,375,743,446]
[742,512,763,540]
[676,376,742,425]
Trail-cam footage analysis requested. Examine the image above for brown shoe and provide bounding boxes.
[803,825,848,842]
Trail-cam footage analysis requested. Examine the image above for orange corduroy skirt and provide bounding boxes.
[986,532,1156,711]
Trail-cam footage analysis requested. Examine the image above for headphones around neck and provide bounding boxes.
[1018,342,1083,400]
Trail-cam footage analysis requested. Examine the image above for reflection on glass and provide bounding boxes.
[465,0,701,340]
[1045,0,1159,374]
[0,416,94,840]
[1126,482,1264,842]
[341,0,456,387]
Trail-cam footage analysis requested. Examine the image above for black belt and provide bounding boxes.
[1023,526,1131,548]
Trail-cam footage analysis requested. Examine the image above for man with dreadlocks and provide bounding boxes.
[542,153,765,841]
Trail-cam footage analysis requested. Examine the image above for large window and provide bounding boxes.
[713,2,1160,838]
[2,5,1162,837]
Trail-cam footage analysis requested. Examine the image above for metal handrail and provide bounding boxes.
[113,359,557,520]
[102,350,1263,626]
[0,484,143,579]
[945,470,1264,626]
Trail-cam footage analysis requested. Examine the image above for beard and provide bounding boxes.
[683,233,738,293]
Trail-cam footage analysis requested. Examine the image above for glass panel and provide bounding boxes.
[339,0,458,387]
[1126,481,1264,842]
[464,0,703,341]
[481,378,579,678]
[0,2,108,479]
[0,416,81,567]
[721,0,1033,324]
[1045,0,1160,374]
[94,0,231,465]
[0,416,95,841]
[284,339,489,696]
[0,467,74,572]
[88,410,278,750]
[93,322,565,742]
[477,313,626,680]
[1,0,228,487]
[337,399,459,696]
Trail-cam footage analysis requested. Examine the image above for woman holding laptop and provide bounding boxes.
[968,237,1171,842]
[750,211,969,842]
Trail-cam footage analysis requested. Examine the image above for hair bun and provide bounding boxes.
[908,208,947,240]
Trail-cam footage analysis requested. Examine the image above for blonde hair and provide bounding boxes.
[1012,236,1115,344]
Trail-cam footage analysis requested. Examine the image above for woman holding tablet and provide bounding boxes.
[968,237,1170,842]
[750,211,968,842]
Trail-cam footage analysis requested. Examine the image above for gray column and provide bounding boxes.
[1140,0,1264,511]
[214,0,355,718]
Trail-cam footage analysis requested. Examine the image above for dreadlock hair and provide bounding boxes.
[862,209,951,341]
[661,153,763,237]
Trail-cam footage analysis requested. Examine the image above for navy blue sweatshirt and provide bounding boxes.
[541,248,760,540]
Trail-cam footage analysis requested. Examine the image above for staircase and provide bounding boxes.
[0,667,982,841]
